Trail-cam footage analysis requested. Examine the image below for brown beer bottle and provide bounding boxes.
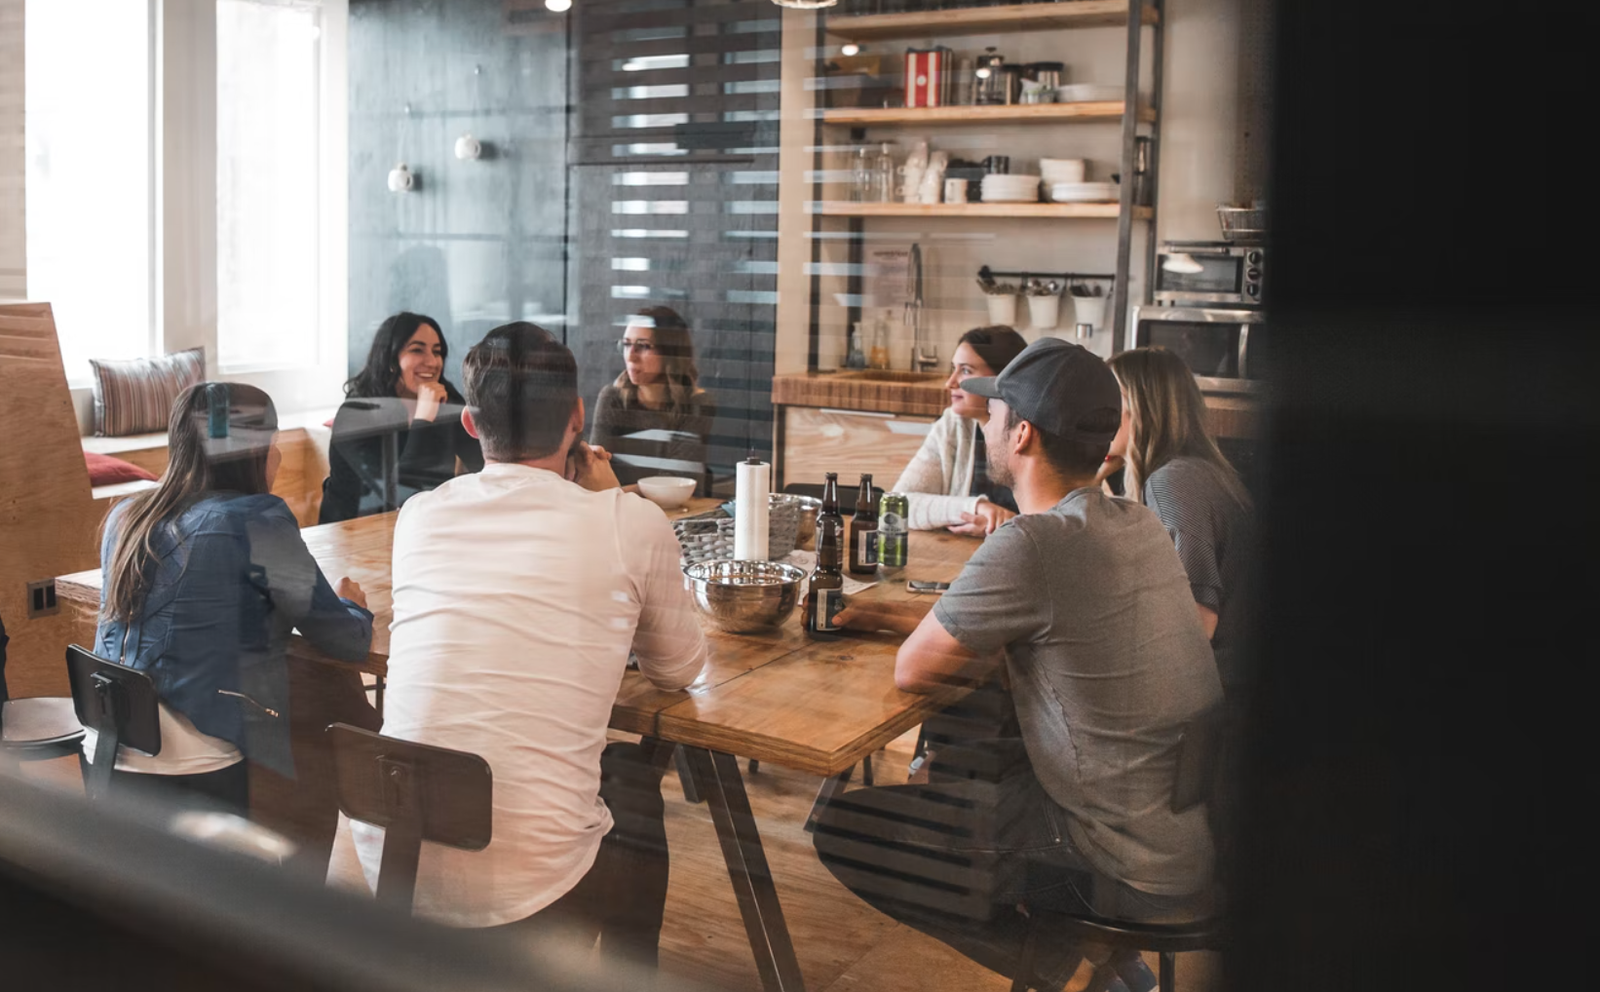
[849,473,879,575]
[806,472,846,637]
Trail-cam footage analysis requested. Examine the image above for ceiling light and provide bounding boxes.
[841,43,860,56]
[545,0,571,11]
[770,0,838,9]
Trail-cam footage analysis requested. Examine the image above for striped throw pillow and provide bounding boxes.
[89,347,206,437]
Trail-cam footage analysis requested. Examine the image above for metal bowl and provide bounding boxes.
[683,559,808,633]
[788,495,823,550]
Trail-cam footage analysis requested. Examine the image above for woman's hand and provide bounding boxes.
[335,577,368,610]
[567,442,621,492]
[948,500,1015,537]
[413,382,448,423]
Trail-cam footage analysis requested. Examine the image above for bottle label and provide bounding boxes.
[817,588,845,632]
[854,529,878,568]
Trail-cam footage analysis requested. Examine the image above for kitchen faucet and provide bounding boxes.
[906,243,939,373]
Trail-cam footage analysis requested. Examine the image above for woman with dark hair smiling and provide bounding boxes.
[890,325,1029,535]
[89,383,373,820]
[590,305,717,491]
[319,312,485,523]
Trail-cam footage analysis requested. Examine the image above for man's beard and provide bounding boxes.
[987,429,1015,488]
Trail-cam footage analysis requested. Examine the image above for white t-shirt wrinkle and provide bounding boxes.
[346,464,707,927]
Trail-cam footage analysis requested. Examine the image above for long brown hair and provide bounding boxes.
[101,383,279,624]
[613,305,701,415]
[1107,347,1251,511]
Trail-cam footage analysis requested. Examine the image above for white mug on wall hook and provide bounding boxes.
[387,163,415,193]
[455,133,482,161]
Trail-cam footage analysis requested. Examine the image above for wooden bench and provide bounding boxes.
[80,414,336,527]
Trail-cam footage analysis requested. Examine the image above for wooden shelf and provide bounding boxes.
[825,2,1160,43]
[819,100,1153,127]
[813,200,1151,220]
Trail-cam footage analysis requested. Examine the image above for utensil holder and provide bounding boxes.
[986,293,1018,325]
[1027,294,1061,330]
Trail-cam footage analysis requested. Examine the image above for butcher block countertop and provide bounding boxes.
[771,370,946,418]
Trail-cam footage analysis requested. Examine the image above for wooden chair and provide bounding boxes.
[326,723,493,910]
[0,303,103,702]
[1008,706,1228,992]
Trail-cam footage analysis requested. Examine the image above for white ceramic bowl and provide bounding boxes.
[637,475,696,509]
[1039,158,1087,183]
[1055,84,1125,104]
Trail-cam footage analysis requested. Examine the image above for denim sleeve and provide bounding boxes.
[249,500,374,664]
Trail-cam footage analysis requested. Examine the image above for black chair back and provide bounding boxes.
[326,723,493,911]
[65,645,161,797]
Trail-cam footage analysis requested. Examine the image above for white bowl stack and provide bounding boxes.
[980,173,1043,204]
[1039,158,1087,185]
[1047,181,1119,203]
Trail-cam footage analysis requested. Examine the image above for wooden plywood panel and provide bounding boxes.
[780,406,935,491]
[0,303,104,698]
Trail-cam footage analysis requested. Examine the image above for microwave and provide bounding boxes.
[1154,240,1265,308]
[1130,307,1266,393]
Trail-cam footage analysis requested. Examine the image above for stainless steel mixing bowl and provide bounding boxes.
[682,559,807,633]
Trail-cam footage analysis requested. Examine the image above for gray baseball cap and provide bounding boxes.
[958,337,1121,442]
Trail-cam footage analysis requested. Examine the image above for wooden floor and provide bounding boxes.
[12,729,1219,992]
[654,728,1222,992]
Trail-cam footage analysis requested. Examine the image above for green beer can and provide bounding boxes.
[877,492,909,569]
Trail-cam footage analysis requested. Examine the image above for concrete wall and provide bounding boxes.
[346,0,568,384]
[0,0,23,300]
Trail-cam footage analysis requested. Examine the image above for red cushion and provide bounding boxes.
[84,451,158,487]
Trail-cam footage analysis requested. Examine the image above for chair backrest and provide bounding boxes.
[65,645,162,758]
[1171,704,1226,814]
[0,303,102,700]
[326,723,493,909]
[327,724,492,849]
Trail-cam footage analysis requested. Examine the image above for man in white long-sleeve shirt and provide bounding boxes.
[348,321,707,970]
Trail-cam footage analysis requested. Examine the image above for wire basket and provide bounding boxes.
[1216,205,1266,243]
[674,495,802,565]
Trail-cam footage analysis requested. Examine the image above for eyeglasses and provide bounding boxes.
[616,340,656,355]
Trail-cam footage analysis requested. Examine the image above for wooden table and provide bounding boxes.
[57,497,981,992]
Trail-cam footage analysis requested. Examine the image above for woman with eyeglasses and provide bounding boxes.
[319,312,485,523]
[590,306,717,491]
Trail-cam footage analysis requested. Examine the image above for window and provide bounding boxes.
[216,0,323,370]
[24,0,154,382]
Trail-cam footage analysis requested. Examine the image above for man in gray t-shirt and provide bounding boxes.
[813,339,1223,992]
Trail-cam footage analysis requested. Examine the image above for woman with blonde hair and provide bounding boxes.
[1106,346,1254,690]
[591,305,718,490]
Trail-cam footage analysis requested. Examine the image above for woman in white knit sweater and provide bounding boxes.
[891,326,1029,533]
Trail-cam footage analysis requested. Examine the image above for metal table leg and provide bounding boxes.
[803,765,854,834]
[681,746,807,992]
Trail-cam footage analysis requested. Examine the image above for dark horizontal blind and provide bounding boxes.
[569,0,781,494]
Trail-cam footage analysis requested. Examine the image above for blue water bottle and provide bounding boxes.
[206,383,230,438]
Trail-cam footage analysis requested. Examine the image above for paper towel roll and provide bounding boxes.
[733,458,770,561]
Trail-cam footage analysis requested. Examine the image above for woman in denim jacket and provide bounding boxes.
[91,383,373,818]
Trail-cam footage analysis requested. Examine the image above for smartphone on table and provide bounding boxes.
[907,580,951,594]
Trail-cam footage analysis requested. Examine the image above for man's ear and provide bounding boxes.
[1010,417,1034,457]
[461,406,480,439]
[568,396,586,438]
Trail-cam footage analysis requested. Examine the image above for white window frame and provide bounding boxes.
[64,0,350,426]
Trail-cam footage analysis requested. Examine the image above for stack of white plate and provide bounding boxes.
[1047,181,1118,203]
[1055,84,1125,104]
[980,174,1042,204]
